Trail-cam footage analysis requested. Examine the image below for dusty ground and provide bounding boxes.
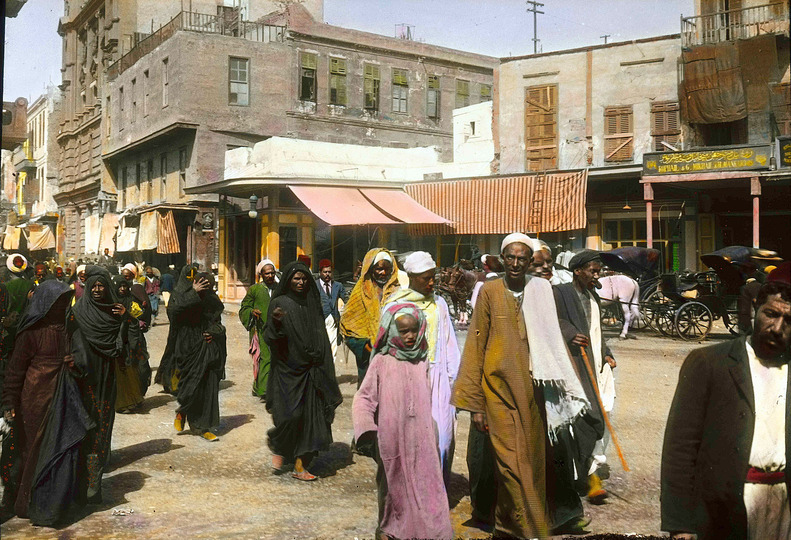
[1,308,729,539]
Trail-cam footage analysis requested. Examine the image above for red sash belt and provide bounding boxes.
[746,467,786,485]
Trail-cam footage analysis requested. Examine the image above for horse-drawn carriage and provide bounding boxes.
[640,246,781,341]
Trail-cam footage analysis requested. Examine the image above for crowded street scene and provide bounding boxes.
[2,0,791,538]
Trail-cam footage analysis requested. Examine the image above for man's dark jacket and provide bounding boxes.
[661,335,791,539]
[316,279,345,321]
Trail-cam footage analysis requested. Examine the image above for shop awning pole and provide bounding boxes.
[751,177,761,249]
[644,183,654,249]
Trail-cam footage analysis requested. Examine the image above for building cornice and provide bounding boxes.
[284,111,452,138]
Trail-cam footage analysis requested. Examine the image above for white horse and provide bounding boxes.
[598,274,641,339]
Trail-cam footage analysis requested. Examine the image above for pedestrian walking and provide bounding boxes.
[121,263,152,329]
[316,258,346,361]
[340,248,400,385]
[553,249,615,503]
[264,261,342,481]
[239,258,278,400]
[144,266,160,323]
[1,281,93,526]
[161,265,176,307]
[386,251,460,485]
[661,263,791,540]
[352,302,453,540]
[169,266,227,442]
[112,275,151,413]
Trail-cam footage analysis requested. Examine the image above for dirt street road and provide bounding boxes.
[1,309,721,539]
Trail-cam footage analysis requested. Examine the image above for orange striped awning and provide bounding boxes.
[405,170,588,235]
[156,210,181,254]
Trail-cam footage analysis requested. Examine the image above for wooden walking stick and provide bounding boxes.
[580,347,630,472]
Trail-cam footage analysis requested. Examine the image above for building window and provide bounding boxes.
[178,147,187,197]
[427,75,440,119]
[604,106,634,162]
[229,57,249,106]
[651,102,681,151]
[299,52,317,102]
[131,78,137,123]
[456,79,470,109]
[329,57,346,106]
[146,159,154,203]
[524,84,558,171]
[480,84,492,102]
[119,86,124,130]
[162,57,169,107]
[121,167,128,208]
[160,153,167,200]
[135,162,142,205]
[364,64,380,112]
[391,68,408,114]
[143,69,150,116]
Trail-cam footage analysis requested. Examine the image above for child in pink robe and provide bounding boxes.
[352,303,453,540]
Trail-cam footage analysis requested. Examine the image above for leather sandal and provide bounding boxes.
[291,470,318,481]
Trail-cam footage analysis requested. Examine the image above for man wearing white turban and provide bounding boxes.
[386,251,461,488]
[240,259,278,399]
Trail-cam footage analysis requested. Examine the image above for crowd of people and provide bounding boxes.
[0,239,789,540]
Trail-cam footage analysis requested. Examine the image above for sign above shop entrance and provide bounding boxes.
[643,145,771,176]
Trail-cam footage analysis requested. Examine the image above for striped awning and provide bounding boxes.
[157,210,181,254]
[405,170,588,235]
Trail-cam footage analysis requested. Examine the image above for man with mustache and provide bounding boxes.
[662,263,791,540]
[553,249,616,504]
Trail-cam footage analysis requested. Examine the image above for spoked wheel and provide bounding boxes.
[655,306,677,337]
[675,301,713,341]
[601,303,624,329]
[642,291,669,332]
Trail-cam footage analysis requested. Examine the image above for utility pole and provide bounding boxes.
[600,34,611,44]
[526,1,544,54]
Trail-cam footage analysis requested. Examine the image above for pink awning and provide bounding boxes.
[360,188,450,225]
[289,186,397,225]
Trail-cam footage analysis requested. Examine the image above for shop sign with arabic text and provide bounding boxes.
[643,145,770,176]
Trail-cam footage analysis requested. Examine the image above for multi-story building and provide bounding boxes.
[99,1,495,298]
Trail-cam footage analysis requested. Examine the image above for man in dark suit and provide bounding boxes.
[661,263,791,540]
[317,259,346,360]
[553,249,614,504]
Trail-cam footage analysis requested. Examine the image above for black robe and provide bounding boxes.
[169,268,226,432]
[1,281,92,525]
[264,262,342,460]
[111,276,151,411]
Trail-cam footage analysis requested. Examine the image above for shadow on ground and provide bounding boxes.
[107,438,184,473]
[215,414,255,436]
[135,394,175,414]
[310,442,354,478]
[336,374,357,385]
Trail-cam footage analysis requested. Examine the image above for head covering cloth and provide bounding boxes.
[501,233,534,254]
[569,249,602,271]
[122,263,138,278]
[340,248,400,341]
[767,261,791,286]
[16,280,73,335]
[72,265,123,358]
[7,253,28,274]
[256,258,277,276]
[372,302,428,363]
[402,251,436,275]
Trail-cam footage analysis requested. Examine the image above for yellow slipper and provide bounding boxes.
[174,413,185,432]
[202,431,219,442]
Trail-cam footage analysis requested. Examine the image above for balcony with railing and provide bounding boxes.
[681,2,789,48]
[108,11,285,79]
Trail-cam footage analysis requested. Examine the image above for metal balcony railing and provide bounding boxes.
[108,11,285,79]
[681,2,789,48]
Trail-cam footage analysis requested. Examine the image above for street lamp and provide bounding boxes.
[248,195,258,219]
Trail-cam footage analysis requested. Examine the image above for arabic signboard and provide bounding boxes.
[777,136,791,169]
[643,145,771,176]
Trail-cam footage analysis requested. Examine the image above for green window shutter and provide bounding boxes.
[428,75,439,90]
[301,52,317,70]
[330,58,346,75]
[393,69,408,86]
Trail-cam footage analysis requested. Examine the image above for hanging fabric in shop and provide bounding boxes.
[156,210,181,254]
[680,41,746,124]
[26,225,56,251]
[138,211,158,251]
[116,216,138,252]
[98,213,120,255]
[84,214,101,254]
[2,226,21,251]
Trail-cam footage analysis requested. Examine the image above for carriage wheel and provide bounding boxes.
[642,291,668,331]
[655,306,677,337]
[600,303,624,329]
[675,302,713,341]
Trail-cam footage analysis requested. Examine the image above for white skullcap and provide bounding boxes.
[6,253,28,273]
[256,258,276,275]
[403,251,436,274]
[501,233,534,254]
[76,264,86,275]
[480,254,489,266]
[122,263,138,276]
[532,238,551,254]
[373,251,393,265]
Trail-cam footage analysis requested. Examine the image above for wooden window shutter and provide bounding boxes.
[428,76,439,90]
[651,101,681,151]
[301,52,317,70]
[329,57,346,75]
[365,64,380,81]
[604,105,634,162]
[524,84,558,171]
[393,68,408,86]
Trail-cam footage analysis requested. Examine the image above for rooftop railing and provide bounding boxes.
[681,2,789,48]
[108,11,285,79]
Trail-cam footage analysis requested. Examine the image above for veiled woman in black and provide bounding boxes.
[168,266,226,441]
[69,266,127,503]
[111,275,151,413]
[1,281,93,525]
[264,261,342,481]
